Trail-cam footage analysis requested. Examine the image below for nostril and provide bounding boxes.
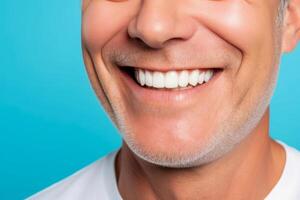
[133,37,144,45]
[131,37,156,49]
[129,22,176,49]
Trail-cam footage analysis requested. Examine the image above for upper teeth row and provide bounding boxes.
[134,69,214,89]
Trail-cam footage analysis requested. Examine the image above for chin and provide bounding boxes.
[117,105,265,168]
[120,121,227,168]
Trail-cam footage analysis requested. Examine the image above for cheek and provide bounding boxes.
[193,1,279,117]
[82,1,138,51]
[201,2,278,81]
[194,1,275,54]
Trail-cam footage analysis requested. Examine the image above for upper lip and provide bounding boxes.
[117,64,223,72]
[113,50,227,72]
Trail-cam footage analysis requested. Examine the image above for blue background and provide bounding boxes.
[0,0,299,199]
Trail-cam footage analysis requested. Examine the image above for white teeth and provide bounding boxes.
[165,71,178,88]
[198,71,205,84]
[135,69,215,89]
[138,69,146,86]
[204,70,213,83]
[152,71,164,88]
[135,70,139,83]
[178,70,189,87]
[189,69,200,86]
[145,70,153,87]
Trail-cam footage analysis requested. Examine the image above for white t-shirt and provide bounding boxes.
[27,141,300,200]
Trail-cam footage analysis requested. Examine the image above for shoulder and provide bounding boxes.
[26,151,120,200]
[280,142,300,198]
[281,141,300,168]
[266,141,300,200]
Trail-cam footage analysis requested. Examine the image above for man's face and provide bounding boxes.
[82,0,283,167]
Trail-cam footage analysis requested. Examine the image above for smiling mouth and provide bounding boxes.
[120,67,222,90]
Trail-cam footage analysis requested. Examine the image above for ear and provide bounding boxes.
[281,0,300,52]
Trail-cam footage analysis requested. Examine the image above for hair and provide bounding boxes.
[276,0,290,31]
[279,0,289,19]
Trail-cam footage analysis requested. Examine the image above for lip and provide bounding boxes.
[117,64,222,72]
[116,66,223,107]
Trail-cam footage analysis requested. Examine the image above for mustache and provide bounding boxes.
[107,45,233,69]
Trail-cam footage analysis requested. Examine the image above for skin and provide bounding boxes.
[81,0,300,199]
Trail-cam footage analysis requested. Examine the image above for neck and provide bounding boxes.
[116,108,286,200]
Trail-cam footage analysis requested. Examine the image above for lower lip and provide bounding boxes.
[117,67,223,106]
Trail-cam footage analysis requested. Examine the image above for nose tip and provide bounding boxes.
[128,18,174,48]
[127,1,196,49]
